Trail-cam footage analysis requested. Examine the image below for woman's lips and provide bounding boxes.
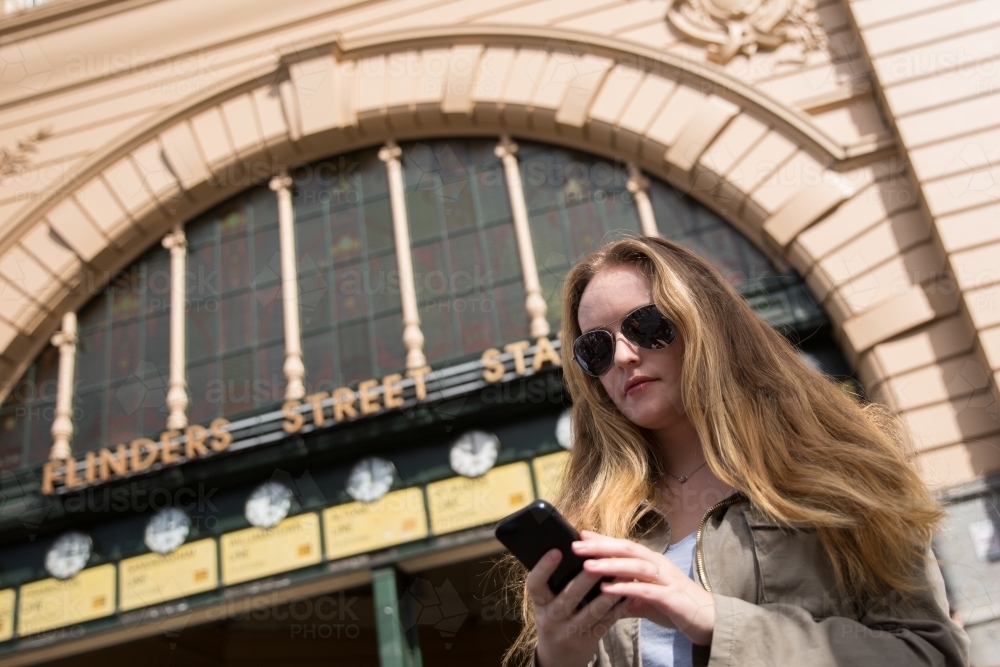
[625,377,655,396]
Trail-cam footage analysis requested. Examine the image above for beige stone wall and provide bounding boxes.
[844,0,1000,488]
[0,0,997,491]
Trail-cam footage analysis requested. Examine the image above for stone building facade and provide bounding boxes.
[0,0,998,665]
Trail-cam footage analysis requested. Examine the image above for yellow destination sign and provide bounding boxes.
[17,564,116,637]
[221,513,322,585]
[119,539,218,612]
[532,451,570,501]
[0,589,13,642]
[427,462,534,535]
[323,487,429,561]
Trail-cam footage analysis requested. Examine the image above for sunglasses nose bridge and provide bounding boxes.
[611,329,642,363]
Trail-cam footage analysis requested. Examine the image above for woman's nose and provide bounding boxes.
[612,331,641,367]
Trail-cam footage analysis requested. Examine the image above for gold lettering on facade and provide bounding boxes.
[42,420,233,495]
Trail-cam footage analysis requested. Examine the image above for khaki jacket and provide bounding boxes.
[535,493,970,667]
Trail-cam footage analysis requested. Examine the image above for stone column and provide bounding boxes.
[379,141,427,369]
[495,134,550,338]
[270,171,306,400]
[162,224,190,429]
[627,163,659,237]
[49,312,78,460]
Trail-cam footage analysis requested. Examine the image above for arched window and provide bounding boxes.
[0,137,832,471]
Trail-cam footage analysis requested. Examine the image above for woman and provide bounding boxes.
[503,236,970,667]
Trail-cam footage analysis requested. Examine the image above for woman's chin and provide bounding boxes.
[619,405,667,431]
[617,396,680,431]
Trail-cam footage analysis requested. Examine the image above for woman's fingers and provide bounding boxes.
[583,556,662,583]
[526,549,562,606]
[573,535,652,560]
[555,567,605,614]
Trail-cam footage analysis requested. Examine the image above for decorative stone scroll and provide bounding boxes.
[666,0,827,64]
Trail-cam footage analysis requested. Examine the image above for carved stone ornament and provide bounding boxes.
[666,0,827,64]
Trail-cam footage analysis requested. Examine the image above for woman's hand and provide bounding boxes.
[573,530,715,647]
[526,548,632,667]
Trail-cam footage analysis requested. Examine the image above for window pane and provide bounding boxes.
[329,206,363,264]
[109,322,140,382]
[372,313,405,377]
[457,290,495,354]
[296,215,330,272]
[339,320,373,386]
[363,197,394,253]
[529,210,569,272]
[220,236,250,294]
[187,360,217,424]
[0,404,26,471]
[76,328,107,390]
[219,200,248,239]
[299,269,333,334]
[73,389,104,450]
[565,199,605,262]
[188,244,219,311]
[257,343,286,405]
[27,400,56,464]
[418,298,457,365]
[221,352,254,417]
[144,313,171,380]
[302,330,337,394]
[405,181,443,243]
[477,165,511,225]
[0,368,35,471]
[336,262,368,322]
[368,253,399,314]
[447,231,484,297]
[220,292,253,354]
[484,224,520,283]
[110,267,142,322]
[249,187,279,228]
[252,225,281,286]
[254,283,284,346]
[187,305,217,364]
[107,381,140,445]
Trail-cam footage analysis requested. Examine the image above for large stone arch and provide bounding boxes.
[0,27,990,485]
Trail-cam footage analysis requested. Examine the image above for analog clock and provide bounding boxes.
[245,481,293,528]
[145,507,191,554]
[45,531,92,580]
[346,457,395,503]
[449,430,500,478]
[556,409,574,450]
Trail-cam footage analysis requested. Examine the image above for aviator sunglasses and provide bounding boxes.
[572,304,678,377]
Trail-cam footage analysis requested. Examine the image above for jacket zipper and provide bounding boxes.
[695,492,746,592]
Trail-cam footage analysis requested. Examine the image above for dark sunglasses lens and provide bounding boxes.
[574,330,615,376]
[622,305,676,349]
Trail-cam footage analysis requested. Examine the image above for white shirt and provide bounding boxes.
[639,530,697,667]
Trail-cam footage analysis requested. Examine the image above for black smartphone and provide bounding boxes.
[495,500,610,609]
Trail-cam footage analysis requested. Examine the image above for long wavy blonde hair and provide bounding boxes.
[500,236,944,666]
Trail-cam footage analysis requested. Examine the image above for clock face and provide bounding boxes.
[45,532,92,580]
[449,430,500,478]
[245,481,293,528]
[556,410,573,450]
[145,507,191,554]
[346,457,395,503]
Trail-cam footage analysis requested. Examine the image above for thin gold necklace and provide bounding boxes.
[667,459,708,483]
